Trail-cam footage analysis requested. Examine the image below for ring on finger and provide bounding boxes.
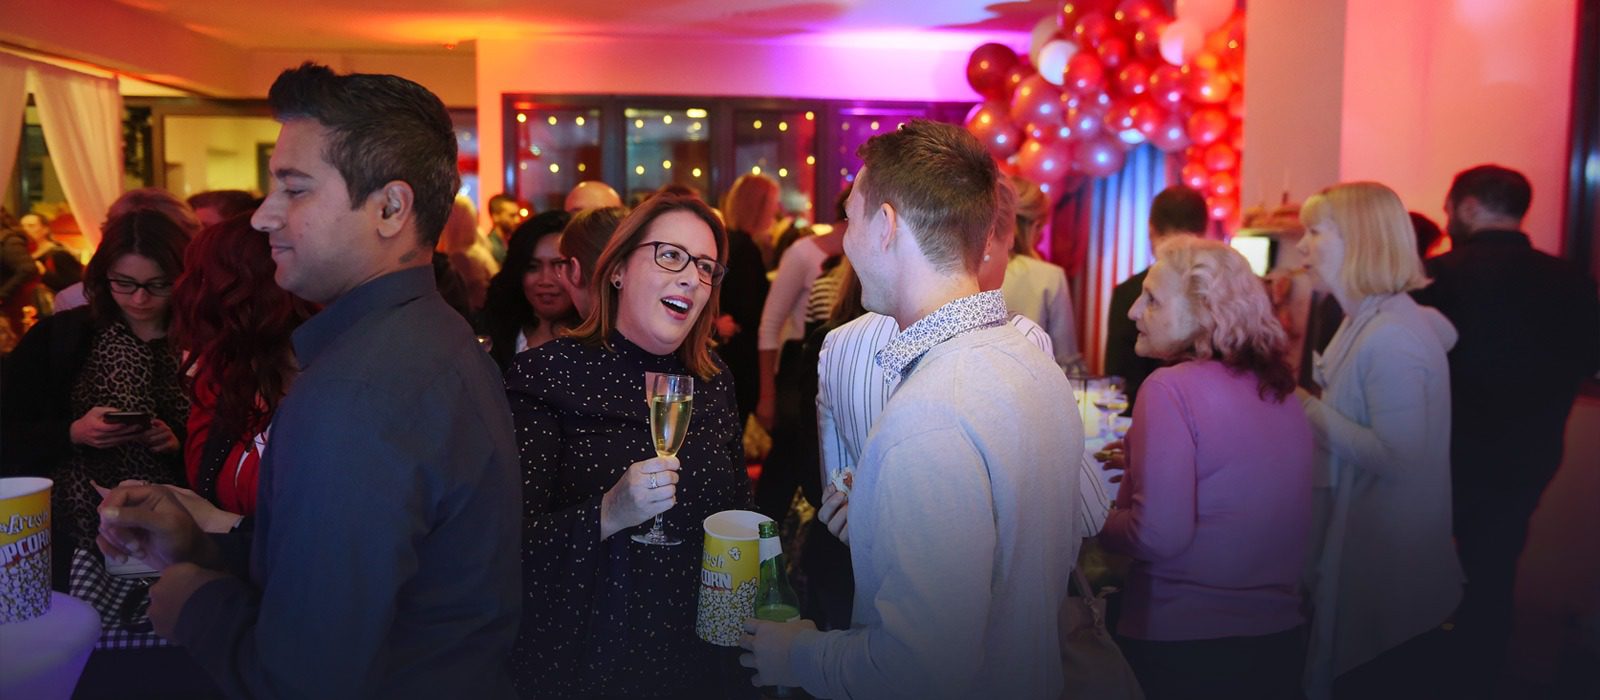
[649,474,659,489]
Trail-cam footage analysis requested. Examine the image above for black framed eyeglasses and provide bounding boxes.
[107,276,174,297]
[634,241,727,285]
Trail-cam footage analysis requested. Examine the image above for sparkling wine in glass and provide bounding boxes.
[634,372,693,546]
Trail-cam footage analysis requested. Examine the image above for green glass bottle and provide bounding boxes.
[754,520,800,698]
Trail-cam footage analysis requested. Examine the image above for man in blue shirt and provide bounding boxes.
[97,63,521,698]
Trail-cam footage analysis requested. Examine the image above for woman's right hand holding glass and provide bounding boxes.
[600,456,680,540]
[70,406,144,449]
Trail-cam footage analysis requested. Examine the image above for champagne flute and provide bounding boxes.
[634,372,693,546]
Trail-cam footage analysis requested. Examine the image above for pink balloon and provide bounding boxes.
[965,100,1023,159]
[1185,107,1230,146]
[1017,138,1075,186]
[1074,134,1128,178]
[1114,61,1151,97]
[1134,17,1171,60]
[1176,0,1235,33]
[1114,0,1167,29]
[1203,141,1239,172]
[1010,74,1066,128]
[1159,19,1205,66]
[1073,11,1116,49]
[1148,64,1186,106]
[1063,52,1106,96]
[967,43,1020,99]
[1147,110,1191,152]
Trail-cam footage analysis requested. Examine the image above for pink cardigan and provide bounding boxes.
[1101,360,1313,641]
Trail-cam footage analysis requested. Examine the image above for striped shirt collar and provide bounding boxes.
[875,289,1008,384]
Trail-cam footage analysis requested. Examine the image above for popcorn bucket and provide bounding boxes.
[0,477,52,623]
[695,510,771,646]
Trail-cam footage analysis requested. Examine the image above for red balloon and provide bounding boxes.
[1203,142,1239,172]
[1114,0,1166,28]
[1185,107,1230,146]
[1114,61,1151,97]
[1148,110,1191,152]
[1134,17,1171,60]
[1025,121,1074,144]
[1017,138,1075,186]
[1064,103,1105,139]
[1230,126,1243,152]
[1074,11,1116,49]
[1074,134,1128,178]
[1227,89,1245,119]
[965,100,1023,159]
[1184,64,1234,104]
[1148,64,1185,106]
[1129,99,1167,138]
[1105,97,1138,133]
[1208,194,1239,221]
[1010,74,1066,128]
[967,43,1020,100]
[1096,36,1131,70]
[1180,161,1209,190]
[1063,52,1106,96]
[1005,61,1037,99]
[1059,0,1110,30]
[1207,170,1236,199]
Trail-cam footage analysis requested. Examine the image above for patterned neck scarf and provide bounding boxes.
[875,289,1008,385]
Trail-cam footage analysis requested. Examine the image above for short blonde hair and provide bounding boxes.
[1010,175,1047,257]
[1155,236,1295,400]
[1300,182,1426,297]
[721,174,779,236]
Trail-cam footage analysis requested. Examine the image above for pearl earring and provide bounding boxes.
[983,254,991,262]
[612,278,623,289]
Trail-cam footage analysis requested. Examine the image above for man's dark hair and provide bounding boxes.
[1447,164,1531,219]
[266,63,459,245]
[1409,211,1443,259]
[856,120,997,274]
[186,190,259,221]
[1148,185,1209,235]
[488,193,518,214]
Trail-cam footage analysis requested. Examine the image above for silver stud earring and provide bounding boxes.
[983,254,991,262]
[612,278,623,289]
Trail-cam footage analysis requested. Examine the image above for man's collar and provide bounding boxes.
[292,265,435,368]
[1461,229,1529,247]
[875,289,1008,385]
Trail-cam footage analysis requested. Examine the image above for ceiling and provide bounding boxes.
[110,0,1053,53]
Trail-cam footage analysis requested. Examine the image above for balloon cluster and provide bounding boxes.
[964,0,1244,220]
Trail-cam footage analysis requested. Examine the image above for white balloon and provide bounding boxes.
[1036,39,1078,87]
[1029,15,1061,66]
[1159,19,1205,67]
[1176,0,1234,33]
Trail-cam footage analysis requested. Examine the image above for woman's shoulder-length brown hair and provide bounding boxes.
[566,193,729,380]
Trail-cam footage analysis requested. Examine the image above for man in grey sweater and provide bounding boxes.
[739,120,1083,699]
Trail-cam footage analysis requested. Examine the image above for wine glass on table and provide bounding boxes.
[634,372,693,546]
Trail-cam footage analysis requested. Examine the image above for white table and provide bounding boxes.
[0,592,101,700]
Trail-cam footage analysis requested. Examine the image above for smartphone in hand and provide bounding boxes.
[103,411,152,429]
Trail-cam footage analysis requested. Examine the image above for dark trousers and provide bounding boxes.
[1451,475,1550,696]
[1117,626,1305,700]
[1331,625,1457,700]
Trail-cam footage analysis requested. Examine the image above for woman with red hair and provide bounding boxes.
[169,211,316,526]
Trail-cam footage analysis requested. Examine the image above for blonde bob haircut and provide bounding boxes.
[1009,175,1048,257]
[1300,182,1427,298]
[721,173,780,236]
[1154,236,1296,400]
[567,194,728,380]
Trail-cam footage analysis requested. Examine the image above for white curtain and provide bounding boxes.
[0,54,27,199]
[27,63,122,247]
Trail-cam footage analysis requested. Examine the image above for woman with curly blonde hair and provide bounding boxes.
[1099,236,1313,700]
[1296,181,1462,699]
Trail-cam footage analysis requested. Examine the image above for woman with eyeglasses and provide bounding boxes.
[505,194,750,698]
[0,209,192,631]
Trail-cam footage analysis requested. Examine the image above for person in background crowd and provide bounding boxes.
[1098,236,1312,700]
[169,209,315,527]
[1412,165,1600,695]
[505,194,749,697]
[565,180,624,213]
[742,120,1081,699]
[22,211,85,294]
[1000,176,1082,371]
[486,192,524,265]
[555,205,628,320]
[95,63,521,698]
[657,182,704,202]
[717,173,777,425]
[1,209,201,691]
[481,209,574,370]
[187,190,258,229]
[438,194,500,315]
[0,216,41,331]
[1410,211,1443,260]
[53,188,204,313]
[1105,185,1209,409]
[1297,182,1464,699]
